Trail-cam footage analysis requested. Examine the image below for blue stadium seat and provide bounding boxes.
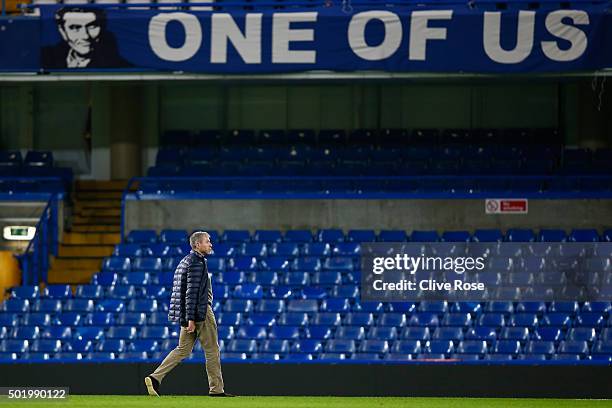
[30,339,62,353]
[451,302,482,314]
[432,327,463,341]
[107,286,135,300]
[217,313,242,327]
[410,230,440,242]
[534,327,563,342]
[312,313,342,326]
[539,313,572,327]
[12,326,39,340]
[325,340,356,353]
[301,287,327,300]
[11,285,39,299]
[141,326,170,339]
[255,299,284,314]
[568,229,599,242]
[508,313,538,327]
[0,340,29,353]
[567,328,597,342]
[347,230,376,243]
[270,287,294,299]
[378,230,408,242]
[353,302,385,313]
[539,229,567,242]
[132,257,162,272]
[233,284,263,299]
[160,229,188,244]
[549,301,579,314]
[65,339,93,353]
[317,229,345,243]
[515,302,547,314]
[323,257,354,272]
[246,314,276,327]
[86,312,114,327]
[558,340,589,356]
[126,230,157,244]
[259,258,289,272]
[305,326,333,339]
[97,339,126,353]
[107,327,137,340]
[96,299,125,314]
[472,229,503,242]
[122,273,152,286]
[227,339,257,353]
[22,313,50,327]
[54,312,82,326]
[277,313,308,326]
[441,313,472,327]
[25,151,53,167]
[260,340,289,354]
[359,340,389,354]
[408,313,438,327]
[457,340,487,355]
[575,313,605,327]
[41,327,72,340]
[401,327,430,341]
[477,313,505,327]
[2,298,29,313]
[302,243,331,257]
[465,327,497,341]
[284,272,310,286]
[344,313,374,327]
[103,257,131,272]
[526,341,555,355]
[92,272,118,286]
[441,231,471,242]
[253,230,282,243]
[114,243,146,257]
[117,313,147,326]
[582,302,612,314]
[268,326,300,340]
[73,327,105,341]
[224,300,253,313]
[64,299,94,313]
[321,299,350,313]
[242,243,267,257]
[271,243,300,257]
[291,339,323,354]
[419,301,448,314]
[494,340,521,355]
[336,326,365,341]
[501,327,530,341]
[284,230,313,243]
[128,299,158,313]
[32,299,61,314]
[228,257,259,272]
[74,285,103,299]
[506,229,536,242]
[427,340,454,354]
[44,284,72,298]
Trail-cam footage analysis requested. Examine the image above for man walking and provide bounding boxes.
[145,231,234,397]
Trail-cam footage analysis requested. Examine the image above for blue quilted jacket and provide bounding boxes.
[168,250,212,326]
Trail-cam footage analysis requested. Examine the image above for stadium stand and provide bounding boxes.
[2,229,610,363]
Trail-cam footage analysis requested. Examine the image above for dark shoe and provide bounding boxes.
[145,376,160,396]
[209,392,236,397]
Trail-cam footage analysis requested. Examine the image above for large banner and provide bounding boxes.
[38,4,612,73]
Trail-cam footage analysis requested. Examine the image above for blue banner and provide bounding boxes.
[31,3,612,73]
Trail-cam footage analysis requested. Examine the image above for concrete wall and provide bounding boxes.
[124,198,612,235]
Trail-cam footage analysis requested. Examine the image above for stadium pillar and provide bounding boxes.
[574,80,612,148]
[109,85,143,180]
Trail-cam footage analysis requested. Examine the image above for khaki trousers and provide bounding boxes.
[150,305,224,394]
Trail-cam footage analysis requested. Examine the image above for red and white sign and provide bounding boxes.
[485,199,528,214]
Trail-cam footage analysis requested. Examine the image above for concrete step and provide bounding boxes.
[71,225,121,233]
[74,201,121,211]
[63,232,121,245]
[73,215,120,225]
[77,208,121,217]
[48,269,97,285]
[75,191,123,200]
[76,180,128,191]
[52,258,102,271]
[58,245,114,258]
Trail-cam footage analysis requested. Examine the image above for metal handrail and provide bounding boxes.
[15,193,60,285]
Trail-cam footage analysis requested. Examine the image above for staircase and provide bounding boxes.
[48,181,126,284]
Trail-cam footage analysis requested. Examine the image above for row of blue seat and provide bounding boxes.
[160,128,560,147]
[0,151,54,167]
[124,228,612,244]
[1,337,610,359]
[3,323,611,343]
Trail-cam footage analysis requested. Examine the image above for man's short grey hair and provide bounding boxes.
[189,231,210,249]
